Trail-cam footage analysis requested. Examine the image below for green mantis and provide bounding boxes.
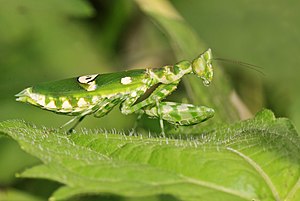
[16,49,215,135]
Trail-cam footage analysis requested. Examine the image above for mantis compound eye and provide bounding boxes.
[192,48,213,86]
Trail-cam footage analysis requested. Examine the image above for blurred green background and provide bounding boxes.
[1,0,299,200]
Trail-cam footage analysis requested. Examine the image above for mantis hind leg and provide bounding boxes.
[144,102,215,128]
[59,112,89,133]
[155,98,165,137]
[66,116,86,133]
[93,99,121,118]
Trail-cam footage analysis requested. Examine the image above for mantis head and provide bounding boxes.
[192,48,213,86]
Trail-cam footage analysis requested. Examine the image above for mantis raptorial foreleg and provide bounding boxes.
[120,82,179,115]
[120,82,179,136]
[144,102,215,126]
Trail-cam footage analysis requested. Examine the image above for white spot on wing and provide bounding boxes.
[86,82,97,91]
[121,77,132,85]
[78,74,99,91]
[78,74,99,84]
[77,98,88,107]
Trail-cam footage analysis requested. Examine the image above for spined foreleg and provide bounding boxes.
[144,101,214,131]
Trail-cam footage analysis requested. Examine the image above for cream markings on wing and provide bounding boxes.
[92,96,99,104]
[46,100,56,109]
[86,81,97,91]
[77,98,88,107]
[177,104,190,111]
[78,74,99,92]
[78,74,99,84]
[62,99,72,109]
[121,77,132,85]
[162,105,173,113]
[30,93,46,106]
[36,95,46,106]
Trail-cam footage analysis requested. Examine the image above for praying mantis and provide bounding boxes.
[16,49,215,135]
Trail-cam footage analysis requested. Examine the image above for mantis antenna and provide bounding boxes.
[213,57,265,76]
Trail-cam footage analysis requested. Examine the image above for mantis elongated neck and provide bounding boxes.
[147,60,192,84]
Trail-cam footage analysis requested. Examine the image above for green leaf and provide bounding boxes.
[0,109,299,201]
[0,137,39,185]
